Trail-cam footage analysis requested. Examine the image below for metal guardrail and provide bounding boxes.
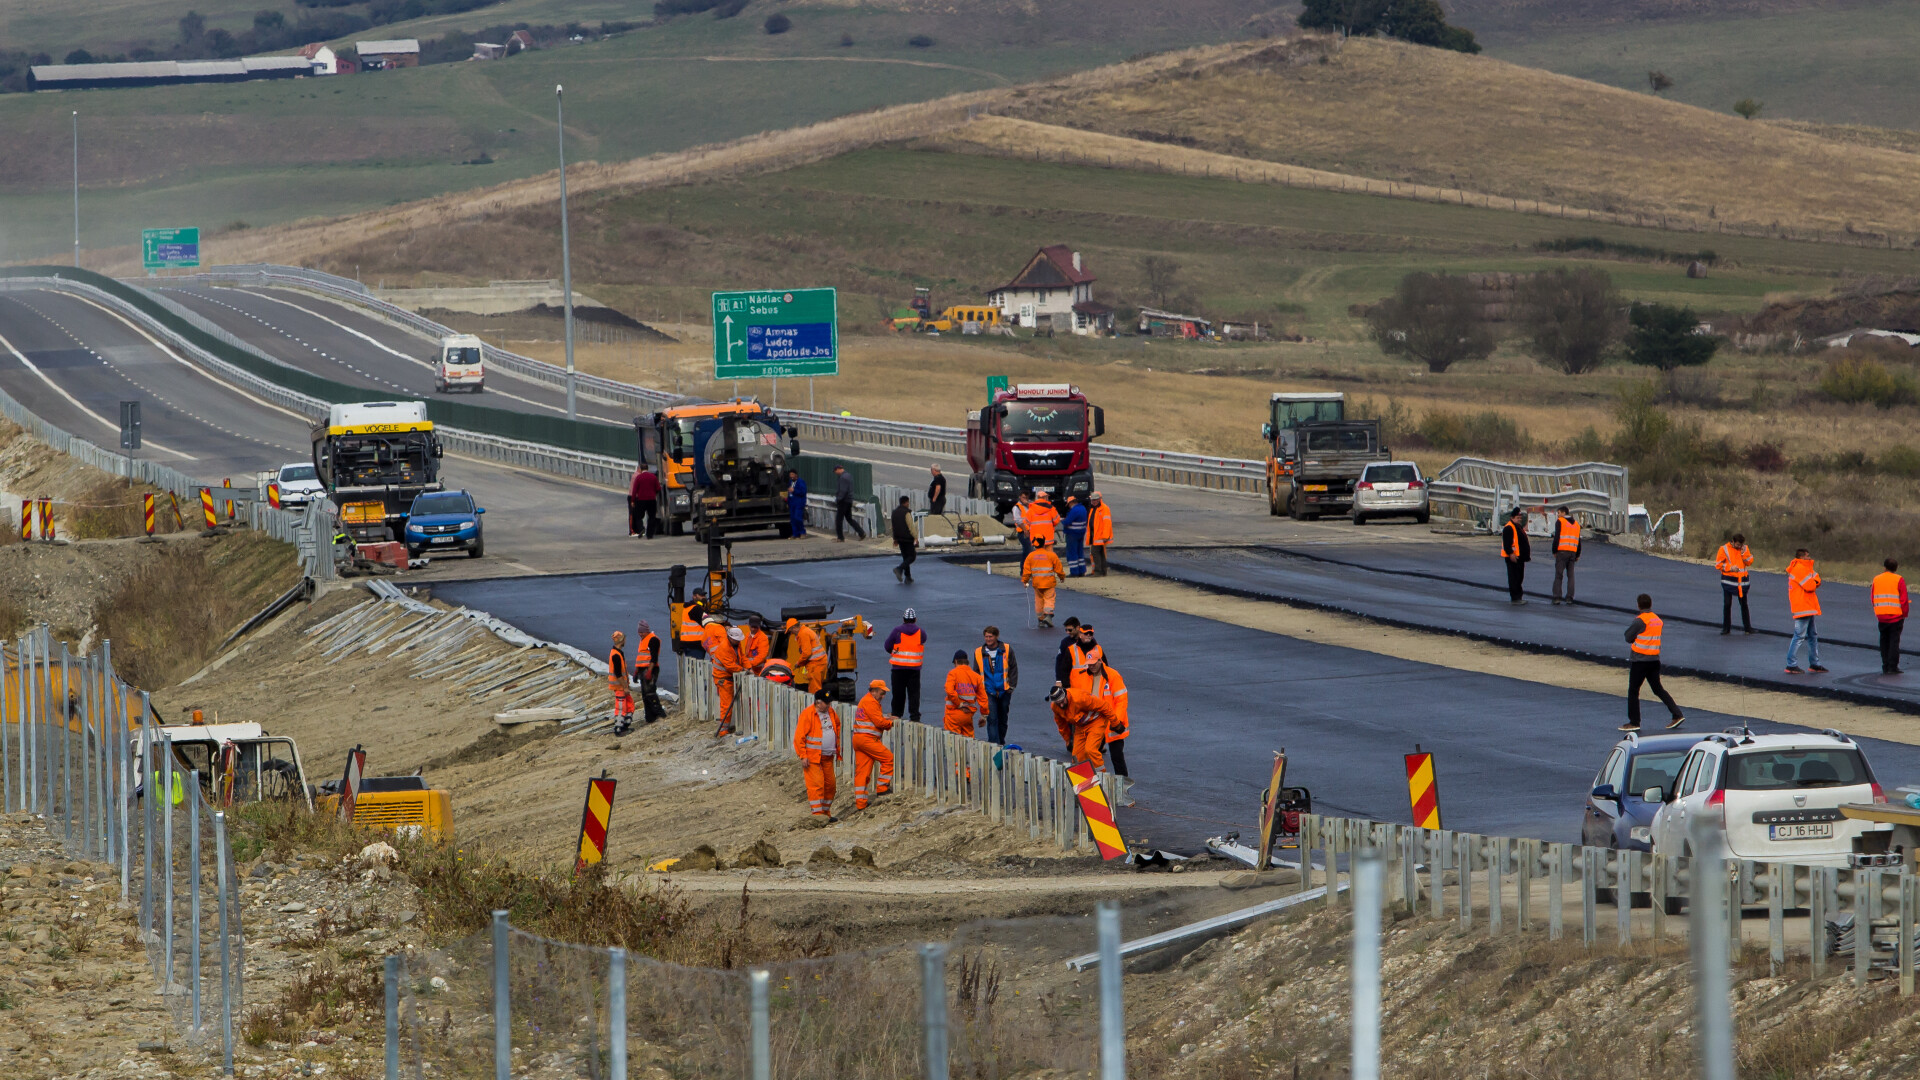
[1428,458,1631,535]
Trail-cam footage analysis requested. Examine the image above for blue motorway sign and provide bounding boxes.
[712,288,838,379]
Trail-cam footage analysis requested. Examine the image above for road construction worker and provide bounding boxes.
[853,680,895,810]
[1715,533,1755,635]
[1088,492,1113,577]
[1063,495,1089,577]
[1025,491,1060,550]
[677,602,707,659]
[608,631,636,735]
[1012,493,1032,559]
[1088,661,1132,804]
[792,689,839,820]
[1785,548,1827,674]
[703,615,745,736]
[1621,593,1684,732]
[1068,622,1106,673]
[1049,675,1114,773]
[942,651,988,737]
[1022,538,1067,628]
[741,614,772,674]
[973,626,1017,744]
[1550,508,1581,605]
[1500,507,1530,604]
[632,620,664,724]
[785,617,828,694]
[883,609,926,723]
[762,658,796,686]
[1874,557,1910,675]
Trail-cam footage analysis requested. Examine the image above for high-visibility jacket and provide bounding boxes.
[1873,571,1910,622]
[1051,687,1115,743]
[1630,612,1663,657]
[679,613,706,647]
[1083,665,1129,740]
[1501,520,1527,560]
[890,628,925,668]
[633,632,660,675]
[1022,549,1066,589]
[149,769,185,806]
[1089,503,1113,546]
[1714,543,1752,586]
[1069,640,1105,671]
[973,644,1015,694]
[793,703,839,764]
[741,629,771,672]
[854,693,894,737]
[792,624,826,668]
[1554,515,1581,554]
[944,665,988,721]
[607,646,628,682]
[1026,502,1060,546]
[1787,558,1822,618]
[702,622,743,672]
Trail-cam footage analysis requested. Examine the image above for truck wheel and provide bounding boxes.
[435,380,447,393]
[472,382,484,394]
[1287,489,1305,521]
[668,516,685,537]
[1416,510,1430,525]
[968,476,984,500]
[1351,511,1366,526]
[1269,491,1282,517]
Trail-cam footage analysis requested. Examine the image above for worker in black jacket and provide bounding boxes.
[891,496,916,583]
[1501,507,1531,604]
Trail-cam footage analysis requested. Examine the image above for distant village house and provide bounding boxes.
[356,39,420,70]
[986,245,1113,336]
[299,43,341,75]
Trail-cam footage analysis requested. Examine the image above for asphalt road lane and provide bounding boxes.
[1114,545,1920,711]
[430,556,1920,851]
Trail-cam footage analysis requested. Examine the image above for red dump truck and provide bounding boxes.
[966,383,1105,518]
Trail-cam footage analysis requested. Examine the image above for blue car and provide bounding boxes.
[404,490,486,559]
[1583,731,1696,851]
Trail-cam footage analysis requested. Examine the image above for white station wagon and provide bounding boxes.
[1650,730,1887,868]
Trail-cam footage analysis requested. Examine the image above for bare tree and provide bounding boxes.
[1733,97,1763,120]
[1139,256,1182,309]
[1366,273,1494,373]
[1648,70,1673,94]
[1518,268,1622,374]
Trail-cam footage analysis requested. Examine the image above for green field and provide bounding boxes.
[318,146,1920,340]
[1478,0,1920,131]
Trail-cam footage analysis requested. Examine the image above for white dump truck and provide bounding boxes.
[435,334,486,393]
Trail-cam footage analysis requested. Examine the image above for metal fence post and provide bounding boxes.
[1429,831,1443,918]
[1902,875,1916,998]
[140,703,154,935]
[163,732,176,991]
[1098,902,1124,1080]
[1617,850,1634,947]
[385,954,401,1080]
[609,947,627,1080]
[213,810,233,1076]
[80,653,92,858]
[493,911,511,1080]
[1854,870,1870,987]
[1456,833,1470,930]
[1351,848,1384,1080]
[920,942,949,1080]
[1689,819,1735,1080]
[190,772,203,1034]
[1811,866,1828,977]
[750,969,770,1080]
[24,631,37,813]
[1581,847,1597,947]
[61,643,73,846]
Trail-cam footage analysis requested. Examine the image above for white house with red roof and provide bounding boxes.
[986,245,1114,335]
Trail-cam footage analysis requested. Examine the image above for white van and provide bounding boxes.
[436,334,485,393]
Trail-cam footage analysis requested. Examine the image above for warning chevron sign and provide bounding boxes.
[1067,762,1127,860]
[1405,748,1441,829]
[574,773,618,873]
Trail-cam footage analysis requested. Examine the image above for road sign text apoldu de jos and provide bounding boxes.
[141,227,200,272]
[711,289,838,380]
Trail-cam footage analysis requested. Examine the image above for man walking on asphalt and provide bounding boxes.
[1874,558,1910,675]
[1021,537,1066,627]
[973,626,1017,744]
[1550,507,1581,604]
[891,495,916,583]
[883,608,927,723]
[785,469,808,539]
[1088,492,1113,577]
[1715,533,1755,635]
[833,465,866,541]
[1501,507,1531,604]
[1621,593,1685,732]
[628,468,660,538]
[927,466,948,516]
[1057,621,1106,689]
[1785,548,1828,674]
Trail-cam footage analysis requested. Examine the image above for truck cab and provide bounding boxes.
[311,401,444,542]
[435,334,485,393]
[1263,392,1387,520]
[966,383,1105,517]
[635,399,794,540]
[134,722,312,810]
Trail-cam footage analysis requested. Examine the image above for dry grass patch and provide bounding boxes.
[94,532,300,688]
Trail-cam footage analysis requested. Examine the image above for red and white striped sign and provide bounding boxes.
[338,746,367,821]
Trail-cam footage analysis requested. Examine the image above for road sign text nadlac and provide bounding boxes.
[711,288,838,380]
[141,227,200,271]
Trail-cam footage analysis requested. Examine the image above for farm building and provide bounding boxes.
[356,39,420,69]
[299,43,342,75]
[29,55,310,91]
[985,245,1113,335]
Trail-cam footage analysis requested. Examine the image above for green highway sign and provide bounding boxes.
[141,227,200,271]
[711,288,838,380]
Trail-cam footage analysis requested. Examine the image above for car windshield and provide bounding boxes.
[1003,402,1084,441]
[1626,751,1686,797]
[411,493,472,515]
[1726,748,1871,789]
[1365,465,1417,483]
[279,465,317,483]
[1305,429,1373,453]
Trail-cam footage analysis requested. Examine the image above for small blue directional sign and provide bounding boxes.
[711,288,838,379]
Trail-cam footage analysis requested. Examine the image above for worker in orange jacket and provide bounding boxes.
[1714,533,1754,635]
[1081,661,1132,801]
[1026,491,1060,549]
[853,680,895,810]
[1049,668,1115,773]
[785,617,828,694]
[1021,537,1068,628]
[792,689,840,820]
[1088,492,1113,577]
[942,651,989,737]
[702,615,746,736]
[1872,557,1909,675]
[1785,547,1827,674]
[740,614,772,674]
[607,631,635,732]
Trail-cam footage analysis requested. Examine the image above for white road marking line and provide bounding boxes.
[0,323,197,460]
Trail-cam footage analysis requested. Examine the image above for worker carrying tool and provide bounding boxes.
[883,609,927,723]
[1501,507,1531,604]
[942,651,989,737]
[1550,508,1581,605]
[793,689,840,821]
[1088,492,1112,577]
[1022,537,1067,628]
[740,614,771,674]
[853,679,895,810]
[1873,557,1910,675]
[703,614,745,737]
[1715,533,1754,635]
[1785,548,1827,675]
[608,631,635,734]
[632,620,664,725]
[1620,593,1685,732]
[1049,669,1115,774]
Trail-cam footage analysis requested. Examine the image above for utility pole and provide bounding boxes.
[71,111,80,268]
[555,85,577,420]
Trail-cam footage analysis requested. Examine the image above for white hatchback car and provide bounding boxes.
[1649,730,1887,868]
[1351,461,1429,525]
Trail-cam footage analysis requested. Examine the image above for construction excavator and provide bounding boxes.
[667,538,873,702]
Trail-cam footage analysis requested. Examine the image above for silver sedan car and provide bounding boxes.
[1351,461,1429,525]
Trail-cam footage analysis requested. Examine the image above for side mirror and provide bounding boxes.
[1643,786,1664,804]
[1090,406,1105,439]
[1262,422,1274,440]
[1590,784,1618,801]
[432,442,445,459]
[475,507,487,515]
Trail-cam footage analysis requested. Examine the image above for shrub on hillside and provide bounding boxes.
[1819,355,1918,407]
[655,0,720,14]
[1626,302,1719,385]
[713,0,749,16]
[764,12,791,33]
[1366,272,1494,373]
[1882,444,1920,476]
[1298,0,1479,53]
[1742,442,1788,473]
[1517,267,1621,374]
[907,34,934,47]
[1415,409,1528,454]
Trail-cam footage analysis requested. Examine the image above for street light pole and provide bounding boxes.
[555,85,577,420]
[71,111,80,268]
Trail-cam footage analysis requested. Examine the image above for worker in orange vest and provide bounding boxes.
[1026,491,1060,549]
[942,651,989,737]
[677,602,707,659]
[632,620,664,726]
[1621,593,1684,732]
[1087,492,1113,577]
[1022,537,1068,628]
[740,614,772,674]
[702,614,746,736]
[1785,548,1827,674]
[1715,533,1754,635]
[1074,659,1133,804]
[1550,508,1581,605]
[607,631,635,734]
[792,689,840,820]
[852,680,894,810]
[784,617,828,694]
[882,609,926,723]
[1049,667,1115,772]
[1873,557,1910,675]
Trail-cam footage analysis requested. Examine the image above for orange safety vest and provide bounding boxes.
[679,613,706,644]
[1089,504,1113,546]
[634,632,659,674]
[1501,521,1524,558]
[1097,665,1129,740]
[1631,612,1663,657]
[891,628,925,668]
[796,624,826,665]
[741,629,771,671]
[854,693,893,737]
[1069,641,1105,670]
[607,646,628,682]
[1555,515,1581,553]
[703,622,742,672]
[1022,549,1064,588]
[1714,543,1751,584]
[1873,571,1906,620]
[1027,503,1059,545]
[1787,558,1822,618]
[944,666,986,716]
